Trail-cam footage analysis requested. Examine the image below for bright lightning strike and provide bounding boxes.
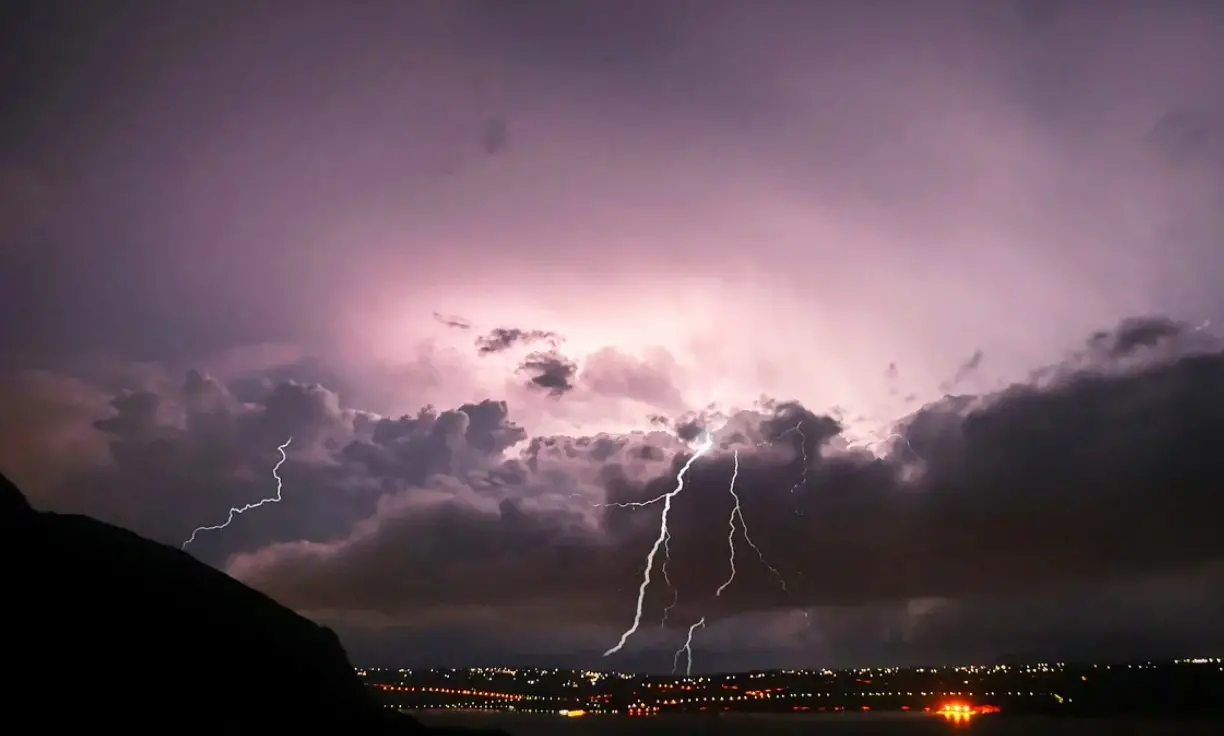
[660,531,679,626]
[181,437,293,550]
[601,418,806,661]
[672,617,706,676]
[715,449,788,597]
[603,433,714,657]
[715,451,741,598]
[777,421,810,495]
[598,410,925,665]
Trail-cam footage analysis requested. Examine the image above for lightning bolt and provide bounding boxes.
[778,421,810,494]
[716,449,787,596]
[844,429,923,463]
[597,409,927,666]
[603,433,714,657]
[751,420,809,515]
[603,419,807,661]
[181,437,293,550]
[714,450,741,598]
[660,530,679,626]
[672,617,706,676]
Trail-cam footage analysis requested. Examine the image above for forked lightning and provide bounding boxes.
[604,422,803,670]
[603,434,714,657]
[182,437,293,550]
[716,449,788,597]
[672,617,706,675]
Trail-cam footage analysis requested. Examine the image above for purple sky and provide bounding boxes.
[3,0,1224,671]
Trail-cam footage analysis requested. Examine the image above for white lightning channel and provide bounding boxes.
[181,437,293,550]
[603,433,714,657]
[844,429,923,463]
[599,417,809,664]
[660,531,679,626]
[779,422,810,495]
[672,617,706,676]
[715,450,742,598]
[715,449,788,597]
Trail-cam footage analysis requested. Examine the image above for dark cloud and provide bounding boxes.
[517,350,577,397]
[6,316,1224,667]
[1091,315,1188,357]
[343,400,527,488]
[938,349,984,393]
[218,318,1224,640]
[474,327,559,356]
[632,443,666,462]
[672,418,705,443]
[432,312,472,330]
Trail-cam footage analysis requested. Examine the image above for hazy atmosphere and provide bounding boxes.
[3,0,1223,672]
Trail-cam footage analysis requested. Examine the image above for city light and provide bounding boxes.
[355,659,1220,718]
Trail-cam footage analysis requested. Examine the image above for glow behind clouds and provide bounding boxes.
[3,0,1224,669]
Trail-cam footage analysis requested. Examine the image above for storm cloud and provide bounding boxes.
[6,317,1224,667]
[475,327,560,356]
[233,318,1224,621]
[5,0,1224,671]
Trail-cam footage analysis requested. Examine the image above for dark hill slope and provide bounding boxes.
[2,472,504,733]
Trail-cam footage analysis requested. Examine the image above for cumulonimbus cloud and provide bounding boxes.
[227,316,1224,628]
[5,316,1221,648]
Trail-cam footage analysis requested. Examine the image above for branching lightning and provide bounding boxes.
[603,422,801,666]
[776,421,810,495]
[672,617,706,675]
[716,449,787,596]
[715,451,741,598]
[844,429,923,464]
[181,437,293,550]
[660,534,679,626]
[598,408,926,668]
[603,433,714,657]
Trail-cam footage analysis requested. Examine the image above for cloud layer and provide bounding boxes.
[5,0,1224,670]
[6,316,1224,668]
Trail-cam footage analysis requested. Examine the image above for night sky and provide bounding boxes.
[3,0,1224,673]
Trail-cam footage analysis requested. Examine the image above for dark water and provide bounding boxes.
[415,712,1224,735]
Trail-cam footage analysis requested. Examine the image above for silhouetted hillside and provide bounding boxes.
[2,472,505,733]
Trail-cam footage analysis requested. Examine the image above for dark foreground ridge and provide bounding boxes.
[2,472,505,733]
